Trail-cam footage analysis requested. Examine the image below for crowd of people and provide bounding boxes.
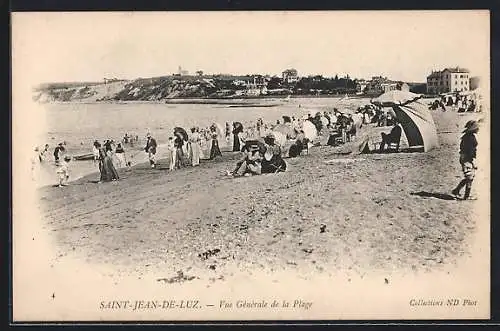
[429,92,482,113]
[33,103,397,186]
[36,93,479,187]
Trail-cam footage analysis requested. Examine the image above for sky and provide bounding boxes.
[12,10,490,86]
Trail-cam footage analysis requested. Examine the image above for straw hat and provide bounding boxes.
[463,120,479,133]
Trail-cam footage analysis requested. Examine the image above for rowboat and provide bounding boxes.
[73,153,94,161]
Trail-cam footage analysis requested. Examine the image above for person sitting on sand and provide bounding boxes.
[56,155,72,187]
[379,119,402,152]
[261,133,287,174]
[452,120,479,200]
[289,130,309,157]
[228,142,263,177]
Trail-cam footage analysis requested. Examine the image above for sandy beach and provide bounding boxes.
[35,109,487,284]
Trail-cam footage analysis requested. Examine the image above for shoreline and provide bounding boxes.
[35,94,372,105]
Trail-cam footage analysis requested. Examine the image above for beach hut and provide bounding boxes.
[371,90,439,152]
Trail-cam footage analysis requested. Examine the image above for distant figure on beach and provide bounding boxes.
[256,118,263,135]
[92,141,100,165]
[452,120,479,200]
[144,133,157,169]
[115,143,126,168]
[56,155,72,187]
[53,143,65,164]
[189,127,201,166]
[39,144,50,162]
[98,143,119,182]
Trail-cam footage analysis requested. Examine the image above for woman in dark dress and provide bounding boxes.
[174,132,185,169]
[232,122,243,152]
[261,133,287,173]
[98,145,119,182]
[209,124,222,160]
[53,143,65,164]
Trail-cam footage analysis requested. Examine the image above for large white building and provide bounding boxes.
[426,67,470,94]
[282,68,299,84]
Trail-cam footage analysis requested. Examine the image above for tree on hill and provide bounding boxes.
[267,76,283,90]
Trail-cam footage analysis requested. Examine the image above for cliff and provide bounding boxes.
[32,76,258,103]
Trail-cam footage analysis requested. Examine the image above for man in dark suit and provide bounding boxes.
[379,120,402,152]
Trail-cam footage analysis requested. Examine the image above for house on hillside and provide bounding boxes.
[426,67,470,94]
[244,75,268,95]
[282,68,299,84]
[365,76,398,96]
[355,79,368,95]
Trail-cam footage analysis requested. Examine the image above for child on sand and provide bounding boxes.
[452,120,479,200]
[56,155,71,187]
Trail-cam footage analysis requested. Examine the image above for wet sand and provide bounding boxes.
[37,110,487,284]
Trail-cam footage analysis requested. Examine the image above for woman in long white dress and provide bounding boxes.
[189,127,201,166]
[199,129,211,160]
[167,137,176,171]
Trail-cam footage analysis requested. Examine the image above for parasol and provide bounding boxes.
[273,123,297,139]
[302,120,317,141]
[174,127,189,141]
[233,121,244,134]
